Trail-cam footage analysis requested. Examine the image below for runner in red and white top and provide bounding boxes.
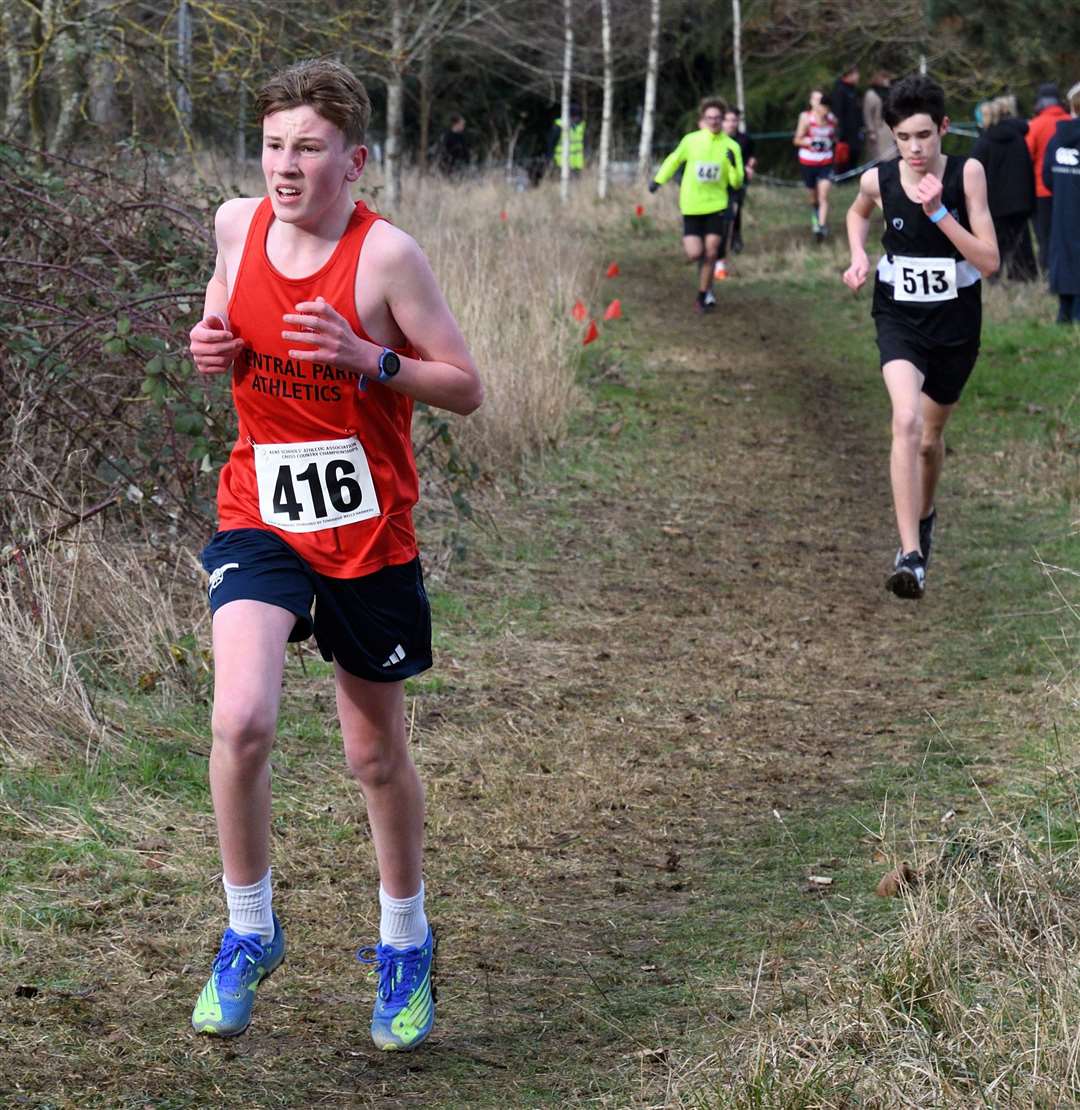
[185,57,482,1049]
[794,90,839,241]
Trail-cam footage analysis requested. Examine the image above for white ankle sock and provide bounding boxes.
[223,869,274,943]
[379,882,428,950]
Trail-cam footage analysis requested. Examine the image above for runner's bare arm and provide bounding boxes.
[281,226,483,415]
[793,113,810,148]
[914,160,999,277]
[843,168,880,291]
[189,249,244,375]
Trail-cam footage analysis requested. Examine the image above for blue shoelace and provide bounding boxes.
[214,929,266,994]
[357,942,424,1005]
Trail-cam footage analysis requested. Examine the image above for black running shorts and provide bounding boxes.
[800,164,834,189]
[682,210,727,238]
[200,528,432,682]
[876,319,980,406]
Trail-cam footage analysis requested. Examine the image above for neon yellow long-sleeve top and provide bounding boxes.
[654,130,745,215]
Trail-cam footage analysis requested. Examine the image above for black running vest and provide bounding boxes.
[872,155,981,345]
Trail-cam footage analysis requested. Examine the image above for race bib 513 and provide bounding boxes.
[892,256,958,303]
[253,437,380,533]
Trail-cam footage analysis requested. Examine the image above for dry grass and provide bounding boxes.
[664,793,1080,1108]
[0,475,209,763]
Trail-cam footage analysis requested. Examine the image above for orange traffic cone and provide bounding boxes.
[634,204,645,217]
[582,319,599,345]
[605,261,620,278]
[603,299,622,321]
[714,259,728,281]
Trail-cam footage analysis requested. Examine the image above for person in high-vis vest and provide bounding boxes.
[648,96,745,313]
[549,103,586,174]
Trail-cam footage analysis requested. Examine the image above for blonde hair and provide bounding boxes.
[1068,81,1080,115]
[980,95,1017,127]
[256,58,371,145]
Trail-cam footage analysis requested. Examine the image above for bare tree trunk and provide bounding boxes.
[418,42,432,174]
[732,0,745,117]
[385,0,405,208]
[505,116,523,181]
[49,15,84,152]
[235,81,247,163]
[597,0,613,200]
[176,0,193,134]
[2,5,31,140]
[637,0,660,182]
[88,0,120,136]
[560,0,573,204]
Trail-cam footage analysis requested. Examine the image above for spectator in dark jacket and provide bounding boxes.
[436,114,470,176]
[830,64,862,171]
[1042,81,1080,322]
[972,95,1037,281]
[1027,82,1071,272]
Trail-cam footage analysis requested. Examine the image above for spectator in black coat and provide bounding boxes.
[971,95,1038,281]
[830,64,862,171]
[1042,81,1080,323]
[437,114,470,177]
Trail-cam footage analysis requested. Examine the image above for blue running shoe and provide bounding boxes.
[191,913,285,1036]
[357,928,436,1051]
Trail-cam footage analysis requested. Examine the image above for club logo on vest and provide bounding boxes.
[892,217,904,231]
[1056,147,1079,167]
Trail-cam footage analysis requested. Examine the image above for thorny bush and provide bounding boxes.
[1,140,232,545]
[0,141,476,556]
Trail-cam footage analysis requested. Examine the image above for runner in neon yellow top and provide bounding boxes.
[649,96,745,312]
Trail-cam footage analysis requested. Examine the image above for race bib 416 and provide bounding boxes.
[253,437,380,533]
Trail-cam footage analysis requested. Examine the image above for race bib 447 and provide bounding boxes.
[695,162,721,182]
[253,437,380,533]
[892,256,958,303]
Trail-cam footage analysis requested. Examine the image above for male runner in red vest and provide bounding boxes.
[186,57,482,1047]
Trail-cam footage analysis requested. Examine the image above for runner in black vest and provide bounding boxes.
[842,74,999,599]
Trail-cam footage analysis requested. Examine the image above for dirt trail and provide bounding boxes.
[3,237,954,1108]
[383,238,946,1102]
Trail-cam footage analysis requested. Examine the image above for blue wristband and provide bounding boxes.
[928,205,949,224]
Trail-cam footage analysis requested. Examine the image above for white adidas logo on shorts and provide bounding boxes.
[382,644,406,668]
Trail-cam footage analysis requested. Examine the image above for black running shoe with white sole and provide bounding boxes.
[886,551,926,600]
[919,509,936,568]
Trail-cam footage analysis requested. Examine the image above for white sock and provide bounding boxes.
[379,882,428,950]
[223,869,274,943]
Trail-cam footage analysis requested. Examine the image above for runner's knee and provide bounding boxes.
[211,703,276,766]
[343,730,411,789]
[918,431,944,460]
[892,407,923,442]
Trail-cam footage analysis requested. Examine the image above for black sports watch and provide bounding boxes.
[376,348,401,382]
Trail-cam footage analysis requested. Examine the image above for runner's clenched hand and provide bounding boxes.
[283,296,377,374]
[915,173,944,216]
[190,313,244,374]
[843,252,870,292]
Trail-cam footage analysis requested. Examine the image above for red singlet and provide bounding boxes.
[798,112,837,166]
[216,198,420,578]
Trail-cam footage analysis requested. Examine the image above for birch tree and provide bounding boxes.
[559,0,574,204]
[596,0,613,199]
[383,0,406,208]
[637,0,659,182]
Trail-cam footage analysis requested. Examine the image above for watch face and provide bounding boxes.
[380,349,401,377]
